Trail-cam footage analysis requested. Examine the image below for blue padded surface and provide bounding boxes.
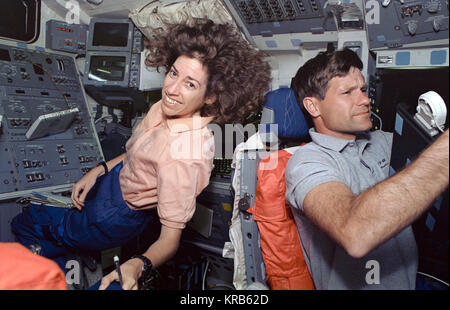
[262,88,309,139]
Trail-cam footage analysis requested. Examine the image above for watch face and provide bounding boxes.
[134,255,152,274]
[142,265,151,276]
[138,261,155,290]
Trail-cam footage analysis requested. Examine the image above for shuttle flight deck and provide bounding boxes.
[0,0,448,292]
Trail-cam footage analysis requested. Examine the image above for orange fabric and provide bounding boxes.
[247,149,314,290]
[0,243,66,290]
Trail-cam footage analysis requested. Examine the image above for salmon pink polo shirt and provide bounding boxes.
[119,100,215,229]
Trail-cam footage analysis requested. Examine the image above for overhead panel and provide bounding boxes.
[224,0,337,36]
[367,0,449,49]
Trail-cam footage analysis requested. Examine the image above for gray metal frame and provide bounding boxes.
[83,51,132,88]
[86,18,134,52]
[238,150,267,286]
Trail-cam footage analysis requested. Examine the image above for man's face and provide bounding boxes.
[313,67,372,140]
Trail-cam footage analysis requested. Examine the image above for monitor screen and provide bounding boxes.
[92,22,129,47]
[88,55,126,82]
[0,0,40,43]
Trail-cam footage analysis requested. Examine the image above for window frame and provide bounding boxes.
[0,0,41,44]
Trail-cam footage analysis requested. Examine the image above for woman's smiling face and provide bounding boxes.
[161,55,215,119]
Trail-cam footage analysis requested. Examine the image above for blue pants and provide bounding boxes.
[88,280,123,290]
[12,162,154,258]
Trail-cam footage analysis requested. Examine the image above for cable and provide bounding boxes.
[200,258,235,290]
[94,115,113,124]
[186,268,193,290]
[202,259,210,290]
[28,62,72,109]
[417,271,449,287]
[138,0,159,13]
[209,283,235,290]
[371,110,383,131]
[86,0,104,5]
[131,115,141,128]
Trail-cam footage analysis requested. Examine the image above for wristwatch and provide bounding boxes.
[132,254,153,280]
[96,161,108,175]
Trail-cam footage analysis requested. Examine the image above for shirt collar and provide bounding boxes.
[166,115,214,133]
[145,100,214,133]
[309,128,371,152]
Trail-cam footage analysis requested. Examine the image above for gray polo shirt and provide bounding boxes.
[285,129,418,290]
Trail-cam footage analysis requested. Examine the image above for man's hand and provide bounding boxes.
[302,128,449,258]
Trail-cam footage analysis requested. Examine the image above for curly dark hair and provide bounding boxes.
[144,19,271,125]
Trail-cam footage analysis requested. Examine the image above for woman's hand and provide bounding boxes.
[70,166,102,210]
[98,258,143,290]
[98,226,183,290]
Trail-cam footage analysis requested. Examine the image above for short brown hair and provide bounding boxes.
[291,48,363,105]
[145,19,271,125]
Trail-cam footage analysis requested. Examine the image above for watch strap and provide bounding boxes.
[132,255,154,290]
[97,161,108,175]
[132,254,152,273]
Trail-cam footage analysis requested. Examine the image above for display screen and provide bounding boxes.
[92,22,129,47]
[0,48,11,61]
[0,0,40,43]
[88,56,126,82]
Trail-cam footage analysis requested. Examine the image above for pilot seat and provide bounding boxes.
[230,87,315,290]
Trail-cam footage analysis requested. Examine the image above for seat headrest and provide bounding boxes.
[260,88,309,140]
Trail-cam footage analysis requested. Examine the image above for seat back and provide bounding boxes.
[260,87,309,141]
[236,88,312,289]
